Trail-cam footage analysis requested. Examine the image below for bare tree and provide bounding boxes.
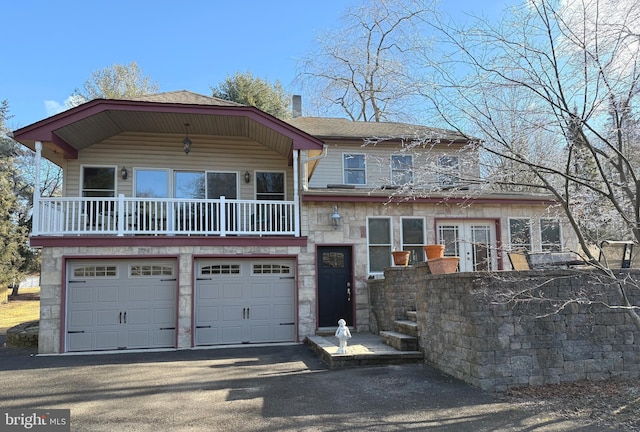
[297,0,436,122]
[69,61,159,106]
[414,0,640,328]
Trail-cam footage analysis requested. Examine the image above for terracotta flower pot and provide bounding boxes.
[423,244,445,261]
[392,251,411,266]
[427,257,460,274]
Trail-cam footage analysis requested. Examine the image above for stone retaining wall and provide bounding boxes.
[368,266,640,391]
[6,320,39,348]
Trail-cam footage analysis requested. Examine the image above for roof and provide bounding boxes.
[129,90,243,107]
[286,117,472,143]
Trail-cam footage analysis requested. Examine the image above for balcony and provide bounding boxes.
[34,195,298,237]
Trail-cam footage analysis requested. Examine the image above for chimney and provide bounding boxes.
[292,95,302,118]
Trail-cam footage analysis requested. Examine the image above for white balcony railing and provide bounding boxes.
[34,195,298,237]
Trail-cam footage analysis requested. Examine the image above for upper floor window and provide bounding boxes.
[391,155,413,185]
[540,219,561,251]
[256,172,285,200]
[344,154,366,185]
[508,218,532,251]
[437,156,460,186]
[82,167,115,197]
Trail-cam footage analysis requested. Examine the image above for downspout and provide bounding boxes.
[32,141,42,237]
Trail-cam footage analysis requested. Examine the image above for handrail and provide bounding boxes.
[35,195,297,237]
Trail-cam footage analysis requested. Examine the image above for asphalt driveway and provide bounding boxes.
[0,343,609,431]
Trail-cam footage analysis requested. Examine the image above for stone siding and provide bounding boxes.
[368,266,640,391]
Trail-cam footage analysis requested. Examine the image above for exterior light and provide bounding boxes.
[331,206,341,229]
[183,123,192,155]
[120,167,128,180]
[244,171,251,184]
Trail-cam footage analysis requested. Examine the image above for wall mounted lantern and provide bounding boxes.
[331,206,341,229]
[244,171,251,184]
[120,167,128,180]
[183,123,192,155]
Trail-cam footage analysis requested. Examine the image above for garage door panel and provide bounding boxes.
[128,286,151,302]
[68,333,92,352]
[95,331,118,350]
[96,310,117,326]
[222,283,243,299]
[126,309,150,325]
[195,259,296,346]
[154,308,175,324]
[127,331,150,349]
[68,310,93,328]
[96,287,120,303]
[69,286,93,303]
[250,283,271,298]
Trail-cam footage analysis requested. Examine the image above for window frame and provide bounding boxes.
[343,153,367,185]
[367,216,392,274]
[391,154,414,185]
[508,217,532,252]
[255,171,286,201]
[400,217,426,263]
[80,165,117,197]
[539,218,562,252]
[436,155,460,186]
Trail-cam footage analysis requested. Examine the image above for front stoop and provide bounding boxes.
[394,320,418,337]
[305,334,423,369]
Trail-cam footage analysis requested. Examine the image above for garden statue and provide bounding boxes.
[335,319,352,354]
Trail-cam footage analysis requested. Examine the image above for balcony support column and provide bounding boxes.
[293,150,300,237]
[32,141,42,236]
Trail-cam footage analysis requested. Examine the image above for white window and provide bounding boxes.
[437,156,460,186]
[391,155,413,185]
[256,172,285,200]
[81,166,116,197]
[508,218,532,251]
[540,219,562,251]
[401,217,425,263]
[367,217,392,273]
[344,154,366,185]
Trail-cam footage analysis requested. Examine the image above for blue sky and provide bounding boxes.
[2,0,511,129]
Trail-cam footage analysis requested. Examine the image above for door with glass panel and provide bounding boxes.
[437,221,497,272]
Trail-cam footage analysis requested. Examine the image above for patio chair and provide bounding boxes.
[508,251,530,270]
[598,240,633,269]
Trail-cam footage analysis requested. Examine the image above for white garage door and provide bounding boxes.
[195,259,296,346]
[66,260,177,352]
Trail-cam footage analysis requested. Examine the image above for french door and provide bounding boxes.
[437,221,497,272]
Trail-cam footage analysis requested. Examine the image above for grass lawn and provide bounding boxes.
[0,287,40,335]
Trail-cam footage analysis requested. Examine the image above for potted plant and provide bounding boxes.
[391,250,411,266]
[423,244,445,261]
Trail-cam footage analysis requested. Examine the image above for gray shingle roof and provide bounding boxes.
[129,90,244,107]
[286,117,470,141]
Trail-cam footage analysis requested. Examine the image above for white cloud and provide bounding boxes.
[44,100,66,116]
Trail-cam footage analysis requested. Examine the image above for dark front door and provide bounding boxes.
[317,246,353,327]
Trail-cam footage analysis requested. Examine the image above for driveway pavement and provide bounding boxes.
[0,343,610,431]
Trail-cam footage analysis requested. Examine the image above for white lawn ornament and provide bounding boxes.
[335,319,352,354]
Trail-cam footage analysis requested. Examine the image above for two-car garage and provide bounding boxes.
[65,258,297,352]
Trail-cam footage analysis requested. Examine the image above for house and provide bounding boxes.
[12,91,576,354]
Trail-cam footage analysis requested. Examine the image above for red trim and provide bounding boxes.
[60,254,180,353]
[303,194,556,205]
[30,235,308,248]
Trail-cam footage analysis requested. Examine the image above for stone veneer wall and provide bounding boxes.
[368,266,640,391]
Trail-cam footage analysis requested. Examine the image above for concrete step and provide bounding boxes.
[406,310,417,322]
[379,330,418,352]
[394,320,418,337]
[305,334,422,369]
